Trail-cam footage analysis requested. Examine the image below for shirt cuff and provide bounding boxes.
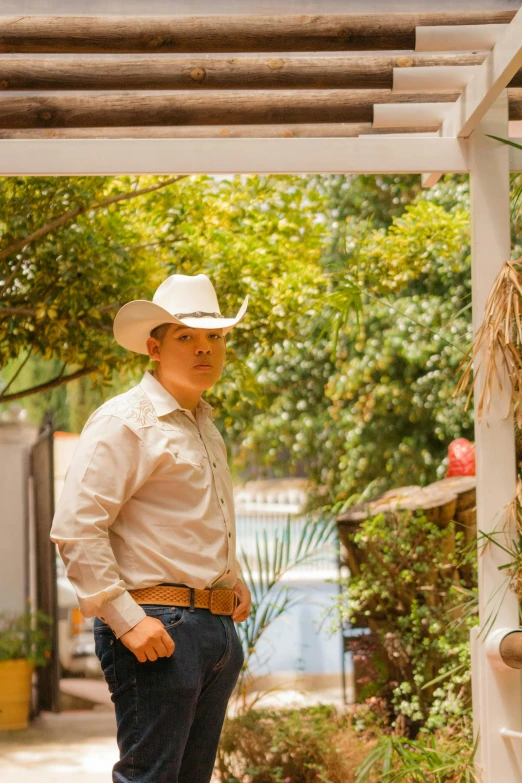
[98,590,147,639]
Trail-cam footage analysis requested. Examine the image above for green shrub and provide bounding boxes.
[0,608,54,666]
[216,704,375,783]
[354,726,479,783]
[334,509,477,731]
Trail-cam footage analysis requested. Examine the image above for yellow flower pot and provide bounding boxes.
[0,659,35,730]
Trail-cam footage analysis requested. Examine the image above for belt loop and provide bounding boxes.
[189,587,195,612]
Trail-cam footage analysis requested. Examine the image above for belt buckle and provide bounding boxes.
[209,587,236,615]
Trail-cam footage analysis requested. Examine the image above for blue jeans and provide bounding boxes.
[93,601,245,783]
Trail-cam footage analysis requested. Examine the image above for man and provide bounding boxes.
[50,272,251,783]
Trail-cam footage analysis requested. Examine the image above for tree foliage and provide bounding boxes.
[1,173,474,503]
[236,178,473,501]
[0,176,181,400]
[0,175,326,415]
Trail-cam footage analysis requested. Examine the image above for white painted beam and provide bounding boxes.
[468,91,522,783]
[358,131,440,138]
[373,102,453,129]
[393,65,478,94]
[415,23,507,53]
[0,136,470,175]
[442,9,522,138]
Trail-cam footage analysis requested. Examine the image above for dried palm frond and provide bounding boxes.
[453,259,522,426]
[504,480,522,600]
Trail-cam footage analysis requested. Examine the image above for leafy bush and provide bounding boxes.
[216,704,375,783]
[354,727,479,783]
[0,607,54,666]
[335,509,477,732]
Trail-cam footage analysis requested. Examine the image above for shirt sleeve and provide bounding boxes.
[50,413,153,639]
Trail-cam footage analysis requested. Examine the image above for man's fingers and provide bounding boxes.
[132,636,175,663]
[158,632,175,657]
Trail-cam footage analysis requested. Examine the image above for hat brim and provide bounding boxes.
[113,294,249,355]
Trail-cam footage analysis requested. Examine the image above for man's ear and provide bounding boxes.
[146,336,160,361]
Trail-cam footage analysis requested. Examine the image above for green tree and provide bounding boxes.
[235,180,473,502]
[0,176,184,404]
[0,175,328,434]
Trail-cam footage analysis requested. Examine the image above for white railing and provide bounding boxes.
[235,512,339,578]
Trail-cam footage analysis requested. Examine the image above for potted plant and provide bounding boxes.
[0,605,53,730]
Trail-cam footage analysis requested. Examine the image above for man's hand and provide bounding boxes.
[119,616,175,663]
[231,578,251,622]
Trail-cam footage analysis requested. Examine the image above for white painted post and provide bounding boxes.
[0,411,38,615]
[468,90,522,782]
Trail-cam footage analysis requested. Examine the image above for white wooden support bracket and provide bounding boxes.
[421,172,442,187]
[442,8,522,138]
[393,65,479,94]
[415,24,507,52]
[372,102,453,129]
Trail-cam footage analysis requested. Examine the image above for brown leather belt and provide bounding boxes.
[128,584,239,616]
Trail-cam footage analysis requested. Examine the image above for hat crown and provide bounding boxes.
[152,273,221,316]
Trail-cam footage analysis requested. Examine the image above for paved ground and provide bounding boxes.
[0,709,120,783]
[0,679,347,782]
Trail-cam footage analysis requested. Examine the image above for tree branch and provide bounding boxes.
[0,306,37,317]
[0,364,98,403]
[0,343,35,397]
[0,302,120,318]
[0,174,187,269]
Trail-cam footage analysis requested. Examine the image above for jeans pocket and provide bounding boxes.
[140,604,186,631]
[162,606,186,631]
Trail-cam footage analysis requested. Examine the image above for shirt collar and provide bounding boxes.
[138,370,213,419]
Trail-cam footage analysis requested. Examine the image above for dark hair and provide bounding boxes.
[149,322,172,344]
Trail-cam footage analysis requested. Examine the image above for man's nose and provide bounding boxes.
[195,340,212,353]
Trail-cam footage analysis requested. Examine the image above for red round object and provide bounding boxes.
[446,438,475,477]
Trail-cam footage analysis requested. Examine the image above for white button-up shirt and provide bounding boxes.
[50,369,241,639]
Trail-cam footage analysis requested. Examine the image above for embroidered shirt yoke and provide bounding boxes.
[50,369,241,639]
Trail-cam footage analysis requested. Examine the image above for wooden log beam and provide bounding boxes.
[0,89,464,129]
[3,53,522,91]
[0,124,375,139]
[0,124,444,139]
[0,13,517,54]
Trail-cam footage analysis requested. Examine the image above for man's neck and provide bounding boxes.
[151,369,201,417]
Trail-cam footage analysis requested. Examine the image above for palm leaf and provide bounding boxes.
[232,511,338,712]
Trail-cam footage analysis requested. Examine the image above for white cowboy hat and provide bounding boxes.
[113,273,248,355]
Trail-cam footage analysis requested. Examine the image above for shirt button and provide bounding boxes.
[213,462,217,467]
[228,532,231,537]
[227,570,230,573]
[220,497,224,504]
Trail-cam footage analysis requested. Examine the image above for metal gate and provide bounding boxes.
[30,411,60,715]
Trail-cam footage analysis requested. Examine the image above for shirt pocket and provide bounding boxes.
[172,447,206,470]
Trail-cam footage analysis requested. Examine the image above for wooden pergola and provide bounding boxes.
[1,7,522,782]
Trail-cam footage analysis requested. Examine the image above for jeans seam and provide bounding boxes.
[212,615,231,671]
[131,653,137,782]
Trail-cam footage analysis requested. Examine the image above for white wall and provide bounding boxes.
[0,421,38,615]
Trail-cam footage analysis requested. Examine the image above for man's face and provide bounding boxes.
[146,324,226,393]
